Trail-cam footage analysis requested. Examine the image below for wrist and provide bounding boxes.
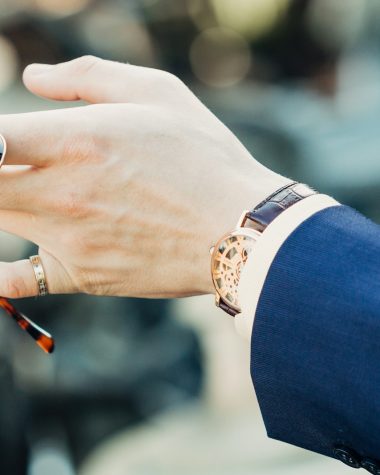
[195,164,292,295]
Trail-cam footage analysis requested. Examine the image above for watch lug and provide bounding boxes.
[215,294,220,307]
[237,210,249,228]
[209,245,215,255]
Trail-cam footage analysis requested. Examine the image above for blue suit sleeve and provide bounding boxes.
[251,205,380,468]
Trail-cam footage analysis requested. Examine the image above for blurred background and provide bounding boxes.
[0,0,377,473]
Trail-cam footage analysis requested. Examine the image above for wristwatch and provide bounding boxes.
[210,182,317,316]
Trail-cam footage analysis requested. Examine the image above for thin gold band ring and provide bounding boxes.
[29,255,49,297]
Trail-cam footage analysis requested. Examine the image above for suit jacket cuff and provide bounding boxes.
[235,194,340,340]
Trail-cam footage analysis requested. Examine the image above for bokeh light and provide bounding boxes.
[33,0,92,18]
[78,4,156,64]
[0,0,29,19]
[210,0,290,39]
[306,0,368,51]
[190,27,251,87]
[0,35,19,92]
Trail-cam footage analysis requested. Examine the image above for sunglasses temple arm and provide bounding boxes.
[5,309,54,354]
[15,312,55,354]
[0,297,55,354]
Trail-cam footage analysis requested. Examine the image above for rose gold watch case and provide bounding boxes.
[210,225,260,313]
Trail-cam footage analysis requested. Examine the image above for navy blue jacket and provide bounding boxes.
[251,205,380,471]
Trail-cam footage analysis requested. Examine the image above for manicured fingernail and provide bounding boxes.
[26,63,54,74]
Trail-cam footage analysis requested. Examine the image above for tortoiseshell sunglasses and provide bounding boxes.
[0,297,54,354]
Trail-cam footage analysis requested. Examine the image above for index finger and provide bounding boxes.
[0,107,86,167]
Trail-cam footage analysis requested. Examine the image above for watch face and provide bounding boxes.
[211,228,259,312]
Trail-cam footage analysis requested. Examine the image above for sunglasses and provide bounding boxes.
[0,297,54,354]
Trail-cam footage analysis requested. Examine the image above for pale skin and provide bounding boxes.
[0,56,289,299]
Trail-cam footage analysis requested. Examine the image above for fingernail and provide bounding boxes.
[26,63,54,75]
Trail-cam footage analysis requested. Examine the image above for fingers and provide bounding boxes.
[0,167,42,211]
[0,259,39,298]
[0,107,85,166]
[23,55,178,104]
[0,166,62,214]
[0,250,73,298]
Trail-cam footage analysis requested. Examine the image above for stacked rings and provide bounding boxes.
[29,255,49,296]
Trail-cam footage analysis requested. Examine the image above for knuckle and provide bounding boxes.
[149,71,187,102]
[150,69,183,89]
[73,55,102,74]
[165,71,182,85]
[61,106,113,164]
[81,278,96,295]
[161,71,182,87]
[55,190,89,219]
[2,272,27,299]
[71,267,97,295]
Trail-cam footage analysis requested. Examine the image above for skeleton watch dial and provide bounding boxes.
[211,228,260,312]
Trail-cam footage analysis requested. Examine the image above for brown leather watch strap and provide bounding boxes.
[219,299,240,317]
[243,182,317,232]
[213,181,317,318]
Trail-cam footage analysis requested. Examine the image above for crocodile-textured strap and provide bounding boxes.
[219,182,317,317]
[219,299,240,317]
[243,182,317,232]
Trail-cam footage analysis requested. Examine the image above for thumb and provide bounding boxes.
[22,55,146,104]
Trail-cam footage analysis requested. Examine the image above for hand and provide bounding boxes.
[0,56,289,299]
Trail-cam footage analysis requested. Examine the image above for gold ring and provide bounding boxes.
[29,255,49,297]
[0,134,7,169]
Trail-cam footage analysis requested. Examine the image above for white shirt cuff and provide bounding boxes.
[235,194,340,341]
